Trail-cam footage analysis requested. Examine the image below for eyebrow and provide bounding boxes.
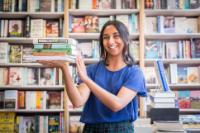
[103,32,119,36]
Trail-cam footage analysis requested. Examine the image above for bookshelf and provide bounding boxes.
[143,1,200,131]
[0,0,200,132]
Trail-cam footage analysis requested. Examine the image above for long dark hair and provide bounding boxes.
[99,20,135,66]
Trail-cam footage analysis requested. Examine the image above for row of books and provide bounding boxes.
[145,16,200,34]
[69,0,138,9]
[145,0,200,9]
[0,90,63,110]
[145,39,200,59]
[144,65,200,85]
[69,14,138,33]
[0,66,77,86]
[175,90,200,109]
[0,0,27,12]
[0,112,64,133]
[0,0,64,12]
[0,18,63,38]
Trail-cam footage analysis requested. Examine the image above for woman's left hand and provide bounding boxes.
[76,56,89,82]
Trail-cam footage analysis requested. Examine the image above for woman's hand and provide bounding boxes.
[76,56,89,82]
[37,60,68,70]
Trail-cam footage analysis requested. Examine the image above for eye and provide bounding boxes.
[103,36,109,40]
[113,34,120,39]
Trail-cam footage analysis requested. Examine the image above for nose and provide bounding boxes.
[108,36,114,44]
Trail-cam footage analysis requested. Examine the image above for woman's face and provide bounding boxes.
[102,25,124,57]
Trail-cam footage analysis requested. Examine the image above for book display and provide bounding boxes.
[0,0,200,132]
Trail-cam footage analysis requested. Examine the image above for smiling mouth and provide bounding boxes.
[109,45,117,49]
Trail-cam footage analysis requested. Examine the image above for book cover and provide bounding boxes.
[165,41,178,59]
[177,67,188,84]
[0,68,8,86]
[9,45,22,63]
[187,67,200,84]
[0,91,4,109]
[0,42,9,63]
[8,20,23,37]
[40,68,55,86]
[144,67,158,84]
[8,67,23,86]
[0,112,15,133]
[46,91,61,109]
[164,16,175,33]
[26,67,39,86]
[190,91,200,109]
[48,115,60,133]
[46,20,59,37]
[177,91,191,109]
[18,91,25,109]
[84,16,99,33]
[154,60,170,91]
[145,41,163,59]
[71,17,85,33]
[4,90,18,109]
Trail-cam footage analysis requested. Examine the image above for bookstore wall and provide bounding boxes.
[0,0,200,133]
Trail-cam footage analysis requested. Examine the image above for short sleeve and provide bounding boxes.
[123,67,147,97]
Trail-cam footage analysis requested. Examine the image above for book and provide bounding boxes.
[0,112,15,133]
[9,45,22,63]
[8,20,23,37]
[0,42,9,63]
[40,68,56,86]
[154,60,170,91]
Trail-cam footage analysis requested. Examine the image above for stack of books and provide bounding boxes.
[154,121,185,133]
[24,38,78,63]
[149,91,176,108]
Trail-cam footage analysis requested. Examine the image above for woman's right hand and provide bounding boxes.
[37,60,68,70]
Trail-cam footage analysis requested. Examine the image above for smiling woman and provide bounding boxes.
[38,20,147,133]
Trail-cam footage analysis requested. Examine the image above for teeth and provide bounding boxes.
[109,45,116,49]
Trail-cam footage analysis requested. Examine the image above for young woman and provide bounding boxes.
[39,20,147,133]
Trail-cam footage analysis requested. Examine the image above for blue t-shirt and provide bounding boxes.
[80,61,147,124]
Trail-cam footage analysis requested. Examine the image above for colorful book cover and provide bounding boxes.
[8,67,23,86]
[9,45,22,63]
[40,68,55,86]
[71,17,85,33]
[177,91,191,109]
[46,20,59,37]
[84,16,99,33]
[46,91,61,109]
[48,115,60,133]
[8,20,23,37]
[0,112,15,133]
[26,67,39,86]
[177,67,188,84]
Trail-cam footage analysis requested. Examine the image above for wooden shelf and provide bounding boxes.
[0,85,64,90]
[145,9,200,17]
[146,84,200,89]
[69,33,139,39]
[145,33,200,40]
[0,109,64,113]
[145,59,200,65]
[69,9,139,16]
[0,12,64,19]
[180,109,200,114]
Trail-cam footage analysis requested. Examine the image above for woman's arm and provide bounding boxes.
[38,60,90,108]
[76,57,137,112]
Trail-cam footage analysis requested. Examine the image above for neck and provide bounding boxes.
[106,56,126,71]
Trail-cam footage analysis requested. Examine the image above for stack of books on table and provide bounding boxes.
[149,90,176,108]
[154,121,185,133]
[24,38,78,63]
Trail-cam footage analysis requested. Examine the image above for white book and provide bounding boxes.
[151,102,176,108]
[24,55,76,63]
[0,42,9,63]
[30,19,45,37]
[145,17,157,33]
[149,91,176,98]
[169,64,178,84]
